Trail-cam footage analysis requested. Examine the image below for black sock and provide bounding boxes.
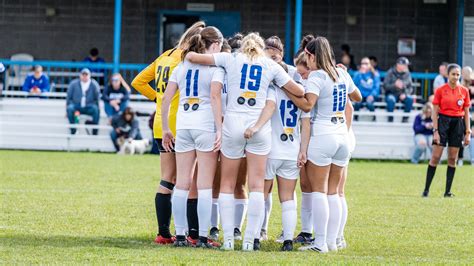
[155,193,172,238]
[445,166,456,194]
[424,165,437,192]
[187,198,199,240]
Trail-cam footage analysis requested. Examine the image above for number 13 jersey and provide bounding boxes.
[306,68,356,136]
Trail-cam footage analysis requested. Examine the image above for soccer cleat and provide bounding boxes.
[253,239,261,251]
[186,236,198,247]
[207,238,221,248]
[293,232,313,245]
[154,235,176,245]
[196,237,217,249]
[222,238,234,251]
[275,231,284,243]
[234,228,242,240]
[173,236,188,247]
[336,237,347,250]
[209,227,219,241]
[422,190,429,197]
[444,192,455,198]
[260,229,268,241]
[281,240,293,251]
[242,240,254,251]
[327,243,338,252]
[298,242,329,253]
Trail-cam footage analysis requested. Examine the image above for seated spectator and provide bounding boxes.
[353,57,381,121]
[110,107,142,152]
[22,65,50,95]
[369,56,381,71]
[84,47,106,84]
[384,57,414,123]
[433,62,448,91]
[66,68,100,135]
[102,73,131,118]
[411,103,433,164]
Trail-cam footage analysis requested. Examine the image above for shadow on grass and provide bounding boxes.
[1,234,160,250]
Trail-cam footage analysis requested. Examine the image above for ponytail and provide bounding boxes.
[241,33,265,61]
[181,26,224,61]
[305,37,338,82]
[181,34,206,61]
[177,21,206,50]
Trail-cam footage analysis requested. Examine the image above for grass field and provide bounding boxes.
[1,150,473,264]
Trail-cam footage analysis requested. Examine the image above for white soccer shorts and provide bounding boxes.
[265,159,299,180]
[175,129,216,153]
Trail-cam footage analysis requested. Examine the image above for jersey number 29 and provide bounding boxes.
[156,65,170,93]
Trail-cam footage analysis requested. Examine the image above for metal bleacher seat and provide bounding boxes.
[4,53,34,91]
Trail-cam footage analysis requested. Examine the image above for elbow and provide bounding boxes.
[302,106,312,113]
[131,77,140,90]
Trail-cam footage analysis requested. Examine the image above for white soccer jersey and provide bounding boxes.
[213,52,291,116]
[268,85,310,161]
[306,68,356,136]
[169,60,225,132]
[221,75,228,116]
[288,64,302,84]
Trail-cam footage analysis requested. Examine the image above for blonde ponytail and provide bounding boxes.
[241,33,265,61]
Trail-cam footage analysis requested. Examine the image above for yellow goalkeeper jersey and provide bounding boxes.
[132,48,182,139]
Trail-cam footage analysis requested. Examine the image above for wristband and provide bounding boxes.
[432,128,438,133]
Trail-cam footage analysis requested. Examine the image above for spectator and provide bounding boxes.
[384,57,414,123]
[433,62,448,91]
[341,44,357,71]
[369,56,381,71]
[353,57,381,121]
[110,107,142,152]
[411,103,434,164]
[102,73,131,118]
[83,47,106,84]
[22,65,50,95]
[66,68,100,135]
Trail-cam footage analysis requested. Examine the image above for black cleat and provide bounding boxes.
[234,228,242,240]
[422,190,429,197]
[444,192,455,198]
[173,236,188,247]
[281,240,293,251]
[196,237,217,249]
[294,232,313,245]
[209,227,219,241]
[253,239,261,251]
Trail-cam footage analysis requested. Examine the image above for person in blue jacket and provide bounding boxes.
[102,73,131,118]
[22,65,50,95]
[353,57,380,121]
[411,103,433,164]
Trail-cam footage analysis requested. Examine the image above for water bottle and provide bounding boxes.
[74,111,80,124]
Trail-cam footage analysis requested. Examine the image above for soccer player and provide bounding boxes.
[423,64,471,197]
[131,21,205,245]
[185,32,304,251]
[286,37,361,253]
[161,26,225,248]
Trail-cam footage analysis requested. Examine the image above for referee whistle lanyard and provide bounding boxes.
[275,87,295,142]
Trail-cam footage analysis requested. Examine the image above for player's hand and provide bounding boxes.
[162,130,175,152]
[433,131,440,145]
[297,151,307,168]
[336,63,347,71]
[244,126,259,139]
[464,133,471,146]
[212,130,222,152]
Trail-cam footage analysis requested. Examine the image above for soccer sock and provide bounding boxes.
[424,165,437,192]
[211,198,219,228]
[327,194,342,247]
[244,192,265,243]
[301,192,313,234]
[261,193,272,232]
[155,193,172,238]
[234,199,248,230]
[338,196,348,240]
[171,189,188,236]
[187,198,199,240]
[197,189,213,237]
[445,166,456,194]
[281,200,297,241]
[312,192,329,248]
[219,193,235,240]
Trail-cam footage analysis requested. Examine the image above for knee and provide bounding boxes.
[431,155,441,165]
[386,95,396,104]
[447,157,457,166]
[417,140,427,149]
[66,104,75,113]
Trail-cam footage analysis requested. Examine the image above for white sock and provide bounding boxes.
[198,189,213,237]
[218,193,235,240]
[327,194,342,247]
[171,189,189,236]
[211,198,219,228]
[281,200,297,241]
[234,199,248,230]
[261,193,272,232]
[301,192,313,234]
[338,196,348,240]
[312,192,329,247]
[244,192,264,243]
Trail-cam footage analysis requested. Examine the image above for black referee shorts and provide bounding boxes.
[436,114,465,148]
[155,138,175,153]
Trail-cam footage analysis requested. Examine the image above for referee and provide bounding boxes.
[423,64,471,197]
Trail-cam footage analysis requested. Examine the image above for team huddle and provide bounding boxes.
[132,21,362,252]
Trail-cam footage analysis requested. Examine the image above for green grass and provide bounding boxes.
[1,150,473,264]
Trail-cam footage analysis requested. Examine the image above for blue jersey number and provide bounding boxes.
[185,69,199,97]
[279,100,298,127]
[240,64,262,91]
[332,84,347,112]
